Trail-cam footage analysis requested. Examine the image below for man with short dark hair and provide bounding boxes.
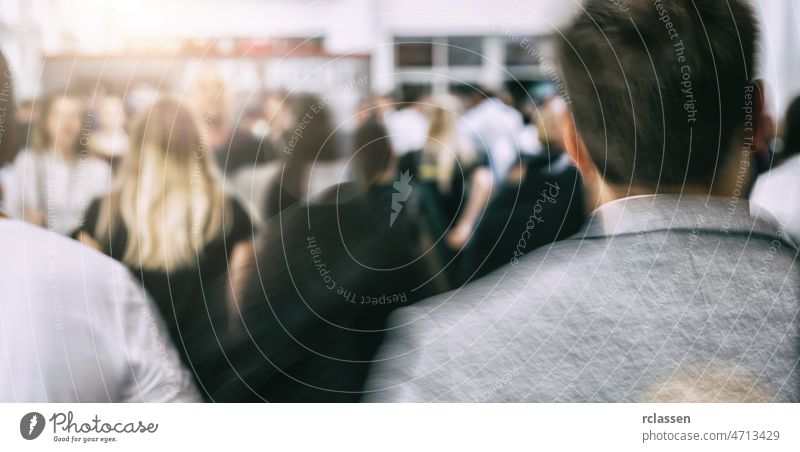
[365,0,800,402]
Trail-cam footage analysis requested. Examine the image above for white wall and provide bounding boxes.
[39,0,578,94]
[756,0,800,117]
[376,0,576,35]
[2,0,799,111]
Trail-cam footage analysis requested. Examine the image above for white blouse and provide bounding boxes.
[2,149,112,235]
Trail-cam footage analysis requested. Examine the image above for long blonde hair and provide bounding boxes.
[423,94,476,193]
[95,98,230,271]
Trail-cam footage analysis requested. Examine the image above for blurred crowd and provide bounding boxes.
[0,66,589,280]
[2,0,800,402]
[0,60,590,400]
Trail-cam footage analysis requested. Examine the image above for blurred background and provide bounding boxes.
[0,0,793,121]
[1,0,799,402]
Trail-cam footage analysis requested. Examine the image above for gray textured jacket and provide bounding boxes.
[366,195,800,402]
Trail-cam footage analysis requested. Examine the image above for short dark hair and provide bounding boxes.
[352,114,393,186]
[278,93,340,200]
[396,84,428,105]
[782,95,800,158]
[557,0,758,188]
[284,93,339,162]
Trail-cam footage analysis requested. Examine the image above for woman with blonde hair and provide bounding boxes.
[76,98,253,397]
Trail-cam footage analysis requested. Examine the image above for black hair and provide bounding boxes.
[557,0,758,188]
[352,114,393,187]
[281,93,339,198]
[782,95,800,158]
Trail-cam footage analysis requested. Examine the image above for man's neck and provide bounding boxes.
[590,181,743,213]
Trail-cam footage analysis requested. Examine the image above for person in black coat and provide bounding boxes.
[470,97,587,279]
[200,114,447,401]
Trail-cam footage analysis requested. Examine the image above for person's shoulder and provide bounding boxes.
[11,148,41,167]
[14,219,102,259]
[429,235,599,316]
[368,236,606,400]
[405,243,555,311]
[0,219,140,297]
[225,196,256,234]
[775,154,800,173]
[1,150,39,188]
[227,196,251,219]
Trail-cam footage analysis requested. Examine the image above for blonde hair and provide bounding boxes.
[95,98,230,271]
[423,94,475,193]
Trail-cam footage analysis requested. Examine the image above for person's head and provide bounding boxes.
[452,83,494,109]
[189,65,229,128]
[426,93,463,139]
[259,90,291,138]
[557,0,762,205]
[97,97,230,271]
[17,99,36,125]
[352,114,395,187]
[354,96,385,127]
[497,90,515,108]
[279,93,340,198]
[34,94,85,157]
[535,96,568,151]
[396,85,426,109]
[781,95,800,158]
[424,93,474,192]
[0,51,17,166]
[95,95,127,132]
[284,93,338,163]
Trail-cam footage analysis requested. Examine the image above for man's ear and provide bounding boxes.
[751,79,774,157]
[560,109,597,178]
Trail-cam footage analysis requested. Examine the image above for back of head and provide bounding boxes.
[557,0,758,188]
[101,97,228,270]
[285,93,338,163]
[397,84,425,107]
[279,93,339,199]
[128,98,203,165]
[189,65,228,122]
[535,96,568,150]
[423,94,472,192]
[426,93,463,144]
[352,114,393,187]
[452,83,493,108]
